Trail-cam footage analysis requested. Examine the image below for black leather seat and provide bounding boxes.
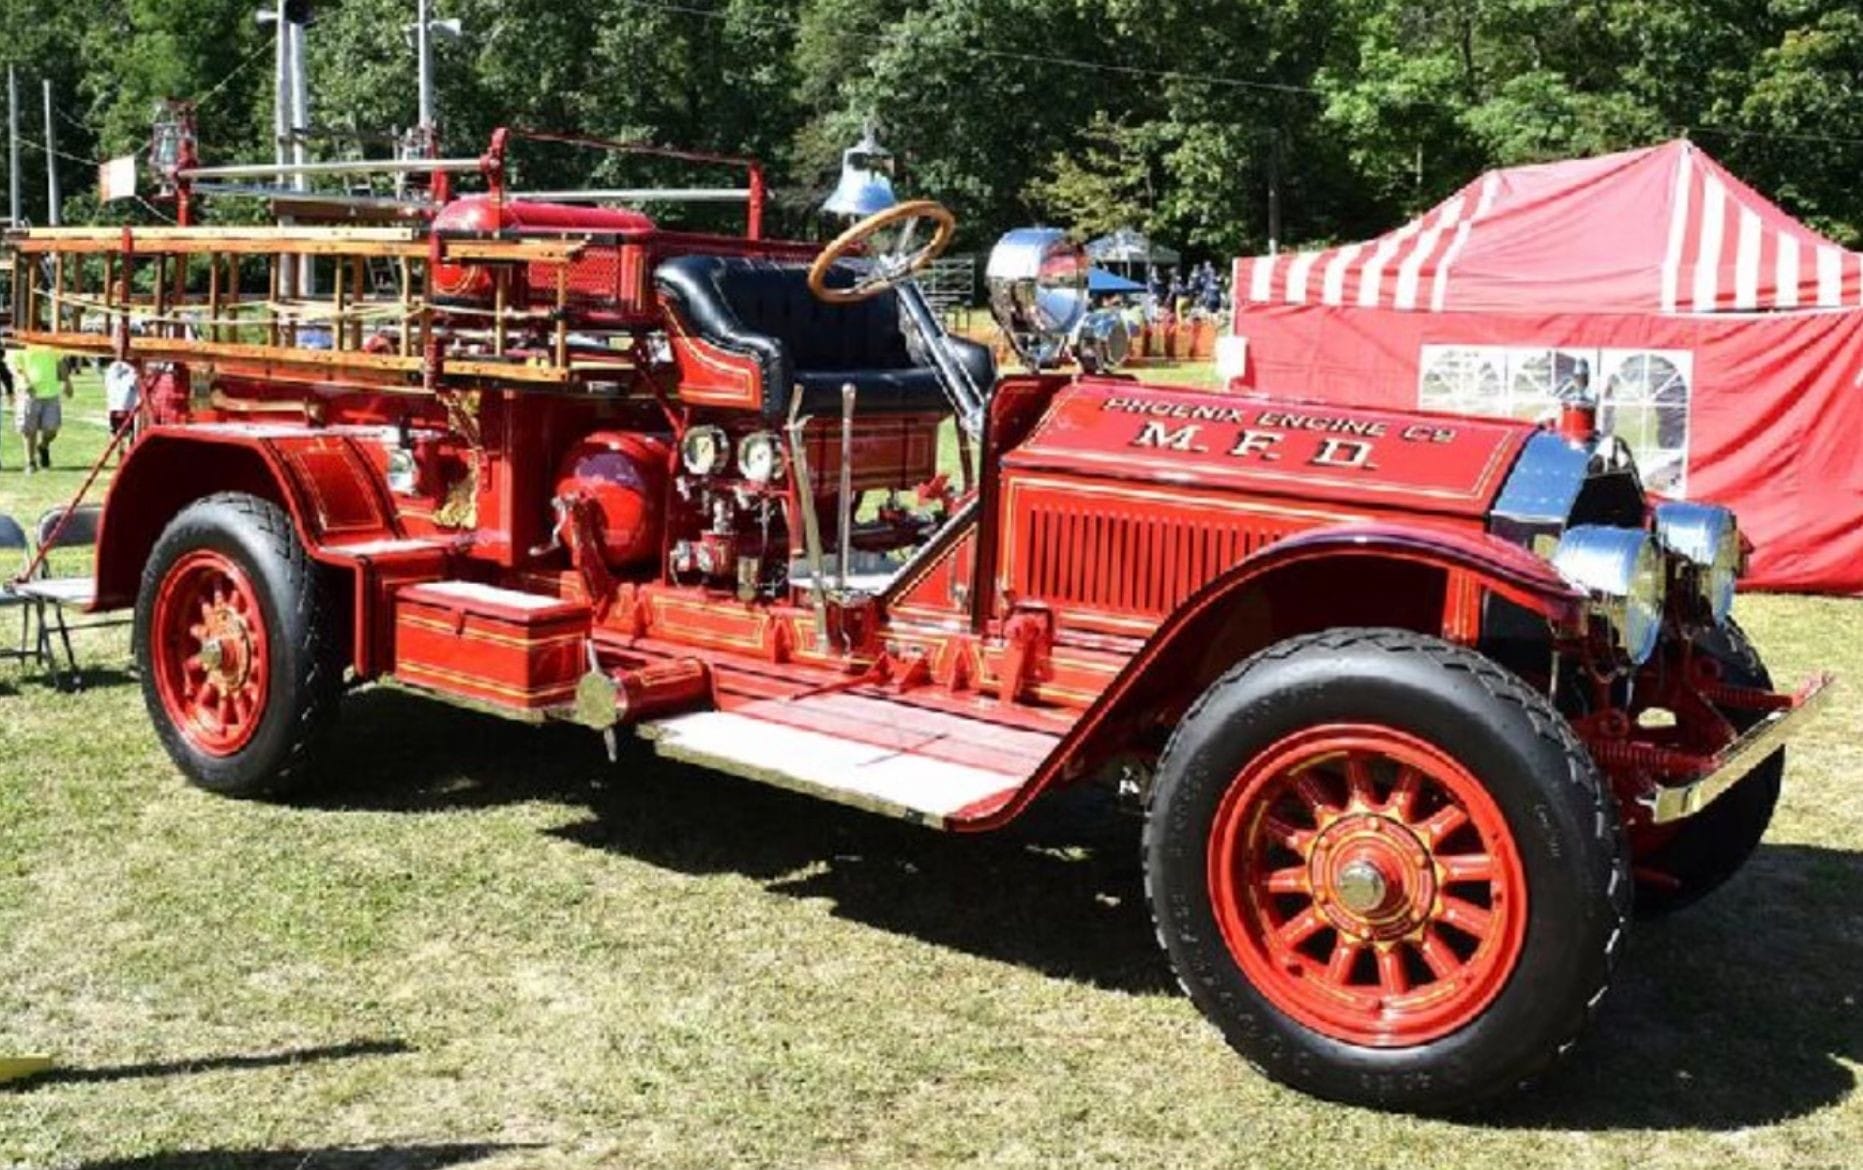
[654,255,995,422]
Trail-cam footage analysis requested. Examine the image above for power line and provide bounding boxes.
[611,0,1324,98]
[18,134,98,169]
[610,0,1863,152]
[195,37,276,111]
[1688,123,1863,150]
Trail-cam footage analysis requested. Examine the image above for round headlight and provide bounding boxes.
[1551,526,1666,665]
[1654,501,1740,624]
[1073,308,1132,374]
[680,425,729,477]
[736,431,782,485]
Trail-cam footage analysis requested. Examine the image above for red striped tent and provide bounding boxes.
[1227,139,1863,592]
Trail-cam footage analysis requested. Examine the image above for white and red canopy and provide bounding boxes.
[1237,140,1863,317]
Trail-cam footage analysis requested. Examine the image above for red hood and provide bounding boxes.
[1001,379,1533,521]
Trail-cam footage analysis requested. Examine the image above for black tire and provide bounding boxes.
[133,492,345,797]
[1144,628,1630,1113]
[1633,619,1783,917]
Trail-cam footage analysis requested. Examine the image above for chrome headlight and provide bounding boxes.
[1551,526,1666,665]
[1653,501,1740,625]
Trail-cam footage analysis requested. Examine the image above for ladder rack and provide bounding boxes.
[3,224,648,394]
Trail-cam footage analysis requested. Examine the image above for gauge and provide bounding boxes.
[680,425,729,476]
[736,431,783,484]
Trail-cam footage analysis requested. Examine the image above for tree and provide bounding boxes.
[1025,112,1159,240]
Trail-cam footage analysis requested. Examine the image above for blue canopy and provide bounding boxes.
[1088,267,1145,294]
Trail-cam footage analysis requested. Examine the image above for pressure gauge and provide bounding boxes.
[680,425,729,476]
[737,431,783,484]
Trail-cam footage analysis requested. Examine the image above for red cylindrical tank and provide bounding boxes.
[430,196,655,298]
[555,430,671,568]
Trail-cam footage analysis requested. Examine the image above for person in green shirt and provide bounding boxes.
[5,343,73,474]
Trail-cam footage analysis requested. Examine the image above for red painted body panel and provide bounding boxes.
[1005,379,1529,521]
[394,582,590,711]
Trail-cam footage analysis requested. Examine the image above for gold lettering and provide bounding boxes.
[1133,421,1206,452]
[1311,437,1376,469]
[1229,430,1284,461]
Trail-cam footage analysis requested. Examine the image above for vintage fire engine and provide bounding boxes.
[2,126,1830,1112]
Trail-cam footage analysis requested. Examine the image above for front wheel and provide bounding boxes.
[1144,629,1630,1112]
[134,492,345,797]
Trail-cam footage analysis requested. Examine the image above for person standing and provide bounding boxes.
[104,355,140,443]
[0,350,12,471]
[8,343,73,474]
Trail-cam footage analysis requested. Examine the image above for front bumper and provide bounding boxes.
[1646,672,1834,823]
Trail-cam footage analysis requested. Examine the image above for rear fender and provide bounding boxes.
[95,426,412,673]
[958,522,1587,831]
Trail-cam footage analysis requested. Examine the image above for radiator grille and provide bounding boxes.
[1013,493,1298,618]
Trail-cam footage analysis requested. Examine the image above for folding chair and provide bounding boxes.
[12,504,128,689]
[0,514,36,671]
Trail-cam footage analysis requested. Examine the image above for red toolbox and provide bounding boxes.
[393,581,591,713]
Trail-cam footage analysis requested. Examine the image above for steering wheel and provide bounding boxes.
[807,200,957,304]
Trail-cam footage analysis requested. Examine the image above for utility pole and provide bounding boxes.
[7,66,18,227]
[288,15,308,189]
[41,79,59,226]
[286,11,312,295]
[417,0,431,134]
[407,2,462,151]
[1266,128,1281,257]
[259,2,299,293]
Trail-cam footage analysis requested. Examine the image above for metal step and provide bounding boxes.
[638,693,1055,827]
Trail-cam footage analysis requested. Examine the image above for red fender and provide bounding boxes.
[94,424,448,676]
[953,522,1588,831]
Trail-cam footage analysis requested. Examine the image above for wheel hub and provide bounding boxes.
[1333,860,1390,916]
[1309,812,1438,940]
[196,610,254,690]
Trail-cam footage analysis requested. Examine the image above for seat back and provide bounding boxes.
[37,504,101,551]
[660,256,919,373]
[655,254,995,421]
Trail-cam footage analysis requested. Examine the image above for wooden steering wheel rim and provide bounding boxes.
[807,200,958,305]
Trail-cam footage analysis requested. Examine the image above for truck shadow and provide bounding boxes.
[307,688,1861,1132]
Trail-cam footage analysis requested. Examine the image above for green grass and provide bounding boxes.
[1,376,1860,1169]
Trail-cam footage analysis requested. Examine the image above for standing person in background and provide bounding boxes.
[0,349,12,471]
[9,344,73,474]
[104,355,140,454]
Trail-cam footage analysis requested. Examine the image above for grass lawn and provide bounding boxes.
[1,374,1859,1170]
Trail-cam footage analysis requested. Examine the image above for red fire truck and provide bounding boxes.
[2,126,1829,1111]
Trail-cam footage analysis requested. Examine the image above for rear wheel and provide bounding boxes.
[134,492,345,797]
[1145,628,1630,1112]
[1632,620,1783,916]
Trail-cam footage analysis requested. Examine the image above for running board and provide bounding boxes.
[637,695,1056,828]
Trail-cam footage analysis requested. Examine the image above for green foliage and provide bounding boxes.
[3,0,1863,249]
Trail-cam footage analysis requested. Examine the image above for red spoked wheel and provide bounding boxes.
[1207,724,1528,1048]
[149,549,272,757]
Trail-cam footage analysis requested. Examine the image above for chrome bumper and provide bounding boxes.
[1647,672,1835,824]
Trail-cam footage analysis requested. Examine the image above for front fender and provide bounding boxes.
[955,522,1586,831]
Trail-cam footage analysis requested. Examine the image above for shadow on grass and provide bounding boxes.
[6,1039,411,1093]
[74,1143,517,1170]
[307,689,1862,1131]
